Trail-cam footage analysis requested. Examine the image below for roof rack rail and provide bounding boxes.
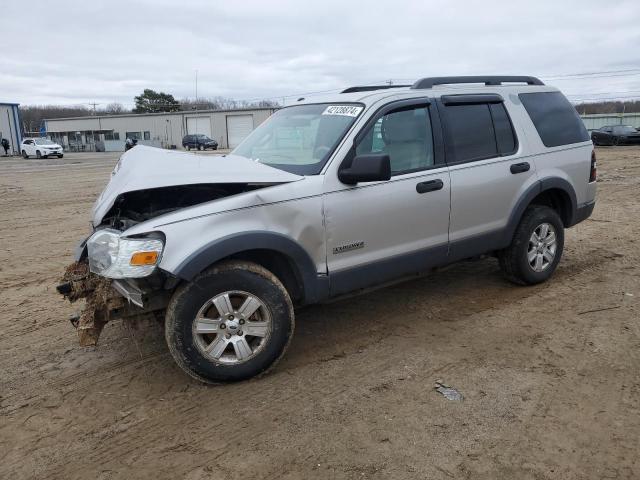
[411,76,544,89]
[341,85,410,94]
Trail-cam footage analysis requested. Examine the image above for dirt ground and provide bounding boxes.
[1,147,638,480]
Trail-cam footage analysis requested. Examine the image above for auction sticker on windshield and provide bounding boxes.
[322,105,363,117]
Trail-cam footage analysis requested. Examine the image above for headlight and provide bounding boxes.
[86,229,164,279]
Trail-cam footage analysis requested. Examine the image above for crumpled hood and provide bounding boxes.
[92,145,302,225]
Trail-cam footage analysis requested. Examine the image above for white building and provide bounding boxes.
[0,102,22,155]
[44,107,276,152]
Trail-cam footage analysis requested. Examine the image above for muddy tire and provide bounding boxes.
[498,205,564,285]
[165,260,294,383]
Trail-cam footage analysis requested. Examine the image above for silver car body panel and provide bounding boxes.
[123,175,327,274]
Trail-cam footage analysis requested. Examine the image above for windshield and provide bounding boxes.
[35,138,55,145]
[233,103,363,175]
[613,125,638,134]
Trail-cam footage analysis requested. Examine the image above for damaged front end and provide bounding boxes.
[57,261,171,346]
[57,146,303,347]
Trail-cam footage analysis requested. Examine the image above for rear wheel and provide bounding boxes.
[499,205,564,285]
[165,260,294,383]
[22,150,28,158]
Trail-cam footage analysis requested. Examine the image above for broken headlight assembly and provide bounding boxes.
[86,229,164,279]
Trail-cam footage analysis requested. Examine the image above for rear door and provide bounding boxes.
[439,94,536,259]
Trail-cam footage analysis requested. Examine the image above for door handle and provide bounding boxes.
[510,162,530,174]
[416,179,444,194]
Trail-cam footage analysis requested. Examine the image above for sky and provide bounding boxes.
[2,0,640,107]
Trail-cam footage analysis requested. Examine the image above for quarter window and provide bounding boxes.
[356,105,434,175]
[519,91,589,147]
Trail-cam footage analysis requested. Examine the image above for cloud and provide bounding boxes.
[3,0,640,106]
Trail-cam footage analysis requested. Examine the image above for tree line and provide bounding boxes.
[573,100,640,115]
[20,89,280,133]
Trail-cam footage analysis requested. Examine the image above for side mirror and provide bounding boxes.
[338,153,391,185]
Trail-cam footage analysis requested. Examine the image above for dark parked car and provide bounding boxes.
[591,125,640,146]
[182,134,218,151]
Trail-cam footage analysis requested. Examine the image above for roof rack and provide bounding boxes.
[341,85,410,94]
[411,76,544,89]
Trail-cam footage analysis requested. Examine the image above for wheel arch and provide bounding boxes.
[171,231,327,305]
[505,178,578,243]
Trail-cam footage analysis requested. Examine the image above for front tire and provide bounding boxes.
[498,205,564,285]
[198,144,204,151]
[165,260,294,383]
[36,150,41,159]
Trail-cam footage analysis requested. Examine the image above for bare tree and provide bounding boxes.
[104,102,127,115]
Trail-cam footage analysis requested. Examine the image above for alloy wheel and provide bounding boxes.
[527,222,557,272]
[192,290,272,365]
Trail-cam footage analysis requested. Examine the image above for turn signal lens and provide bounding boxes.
[130,251,159,266]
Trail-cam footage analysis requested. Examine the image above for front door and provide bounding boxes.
[323,100,451,296]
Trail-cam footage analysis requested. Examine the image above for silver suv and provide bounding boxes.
[58,76,597,383]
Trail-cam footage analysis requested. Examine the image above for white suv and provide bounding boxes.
[58,76,597,383]
[21,137,64,158]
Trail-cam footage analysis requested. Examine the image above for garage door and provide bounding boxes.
[226,115,254,148]
[186,117,212,138]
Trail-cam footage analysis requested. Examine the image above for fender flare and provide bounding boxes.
[171,231,327,304]
[504,177,578,243]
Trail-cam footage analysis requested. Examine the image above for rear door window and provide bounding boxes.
[444,104,495,162]
[441,102,517,163]
[519,91,589,147]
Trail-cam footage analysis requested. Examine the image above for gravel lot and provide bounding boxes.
[1,147,638,479]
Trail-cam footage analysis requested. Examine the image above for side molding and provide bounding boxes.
[172,231,327,304]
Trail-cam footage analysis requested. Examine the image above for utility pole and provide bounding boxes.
[88,102,99,115]
[195,70,198,111]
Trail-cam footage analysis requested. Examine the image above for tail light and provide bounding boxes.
[589,150,597,183]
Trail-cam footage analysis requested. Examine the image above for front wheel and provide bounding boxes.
[36,150,41,159]
[198,144,204,151]
[165,260,295,383]
[498,205,564,285]
[59,154,64,158]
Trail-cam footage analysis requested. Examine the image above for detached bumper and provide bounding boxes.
[57,261,170,346]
